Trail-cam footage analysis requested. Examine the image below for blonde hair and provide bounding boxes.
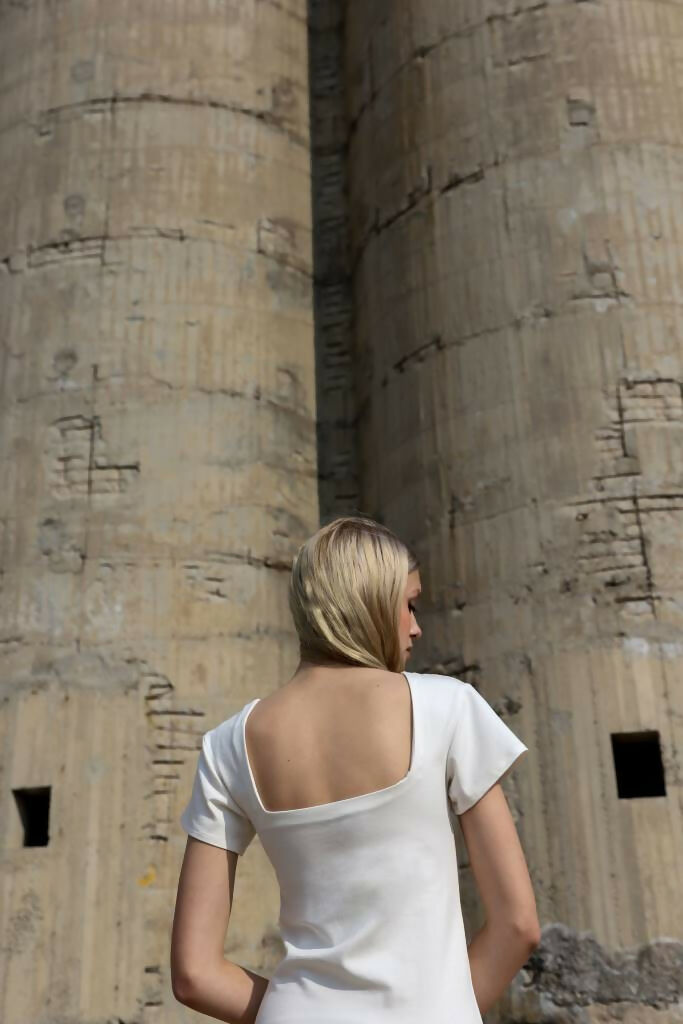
[288,515,419,673]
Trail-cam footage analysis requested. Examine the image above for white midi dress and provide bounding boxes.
[180,671,529,1023]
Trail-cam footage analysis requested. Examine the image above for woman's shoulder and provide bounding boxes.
[204,701,255,759]
[407,669,471,701]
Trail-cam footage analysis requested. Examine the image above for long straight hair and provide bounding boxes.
[288,515,419,673]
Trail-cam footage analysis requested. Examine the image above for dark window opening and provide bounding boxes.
[13,786,51,846]
[610,731,666,799]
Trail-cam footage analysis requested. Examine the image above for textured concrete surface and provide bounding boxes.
[0,1,314,1020]
[344,0,683,1019]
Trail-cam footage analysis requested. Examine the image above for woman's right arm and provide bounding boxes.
[458,781,541,1016]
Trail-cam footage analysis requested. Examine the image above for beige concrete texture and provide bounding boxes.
[0,1,315,1020]
[345,0,682,1018]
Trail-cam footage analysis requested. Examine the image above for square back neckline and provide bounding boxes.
[242,670,417,817]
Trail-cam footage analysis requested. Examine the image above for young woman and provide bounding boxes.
[171,515,539,1023]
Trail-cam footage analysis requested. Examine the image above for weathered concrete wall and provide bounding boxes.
[0,1,315,1020]
[345,1,682,1020]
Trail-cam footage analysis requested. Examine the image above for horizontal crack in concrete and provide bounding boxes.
[184,550,292,573]
[22,92,307,147]
[0,230,313,277]
[352,159,500,267]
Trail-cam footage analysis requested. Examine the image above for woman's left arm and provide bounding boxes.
[171,835,270,1022]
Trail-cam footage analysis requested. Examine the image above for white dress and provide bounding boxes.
[180,671,529,1023]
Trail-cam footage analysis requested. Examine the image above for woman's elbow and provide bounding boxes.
[171,969,198,1006]
[518,917,542,950]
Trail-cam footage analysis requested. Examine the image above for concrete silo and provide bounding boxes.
[0,1,315,1018]
[344,1,682,1019]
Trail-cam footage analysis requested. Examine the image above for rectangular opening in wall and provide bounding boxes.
[13,786,51,846]
[610,731,666,799]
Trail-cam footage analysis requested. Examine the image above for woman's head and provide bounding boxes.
[288,515,422,673]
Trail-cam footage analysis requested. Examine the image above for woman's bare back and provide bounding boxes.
[244,667,414,813]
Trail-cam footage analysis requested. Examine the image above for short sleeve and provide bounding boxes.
[180,730,256,855]
[446,683,528,815]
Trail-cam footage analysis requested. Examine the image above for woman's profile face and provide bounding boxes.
[399,569,422,666]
